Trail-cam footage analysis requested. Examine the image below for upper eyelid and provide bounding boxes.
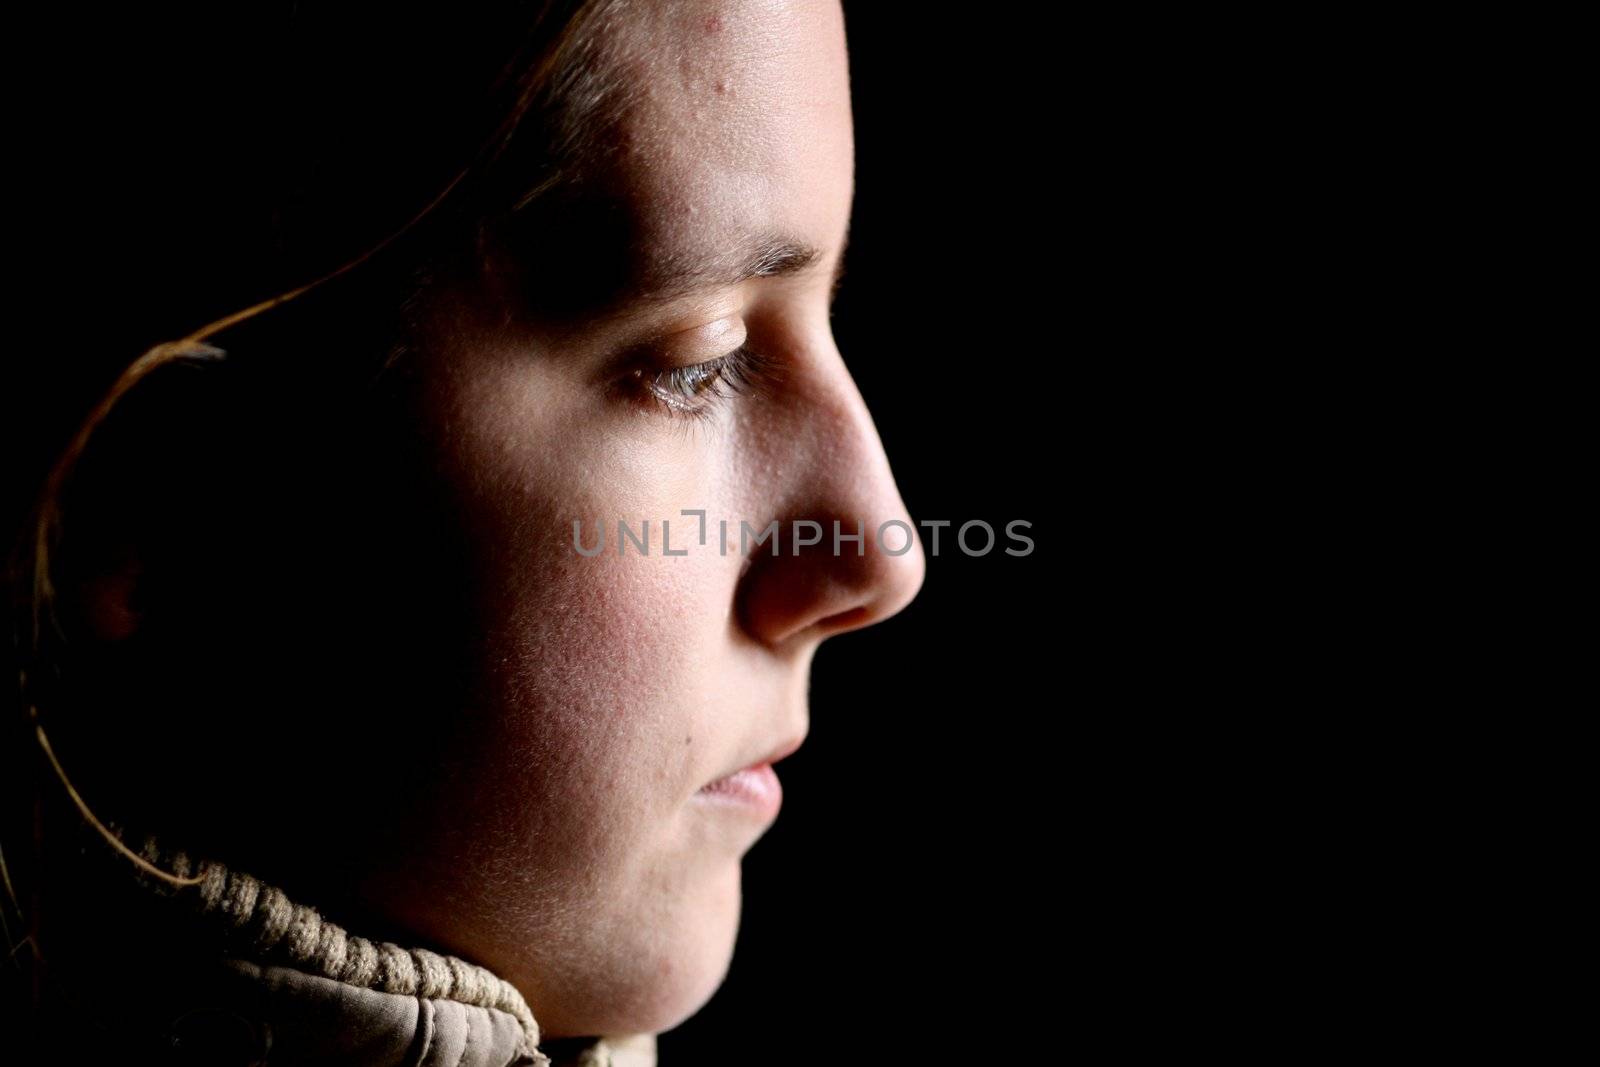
[648,346,754,397]
[642,317,748,368]
[596,266,841,379]
[635,344,783,423]
[593,317,748,387]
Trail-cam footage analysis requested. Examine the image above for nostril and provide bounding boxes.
[816,605,873,634]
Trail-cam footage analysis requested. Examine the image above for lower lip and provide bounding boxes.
[696,762,783,820]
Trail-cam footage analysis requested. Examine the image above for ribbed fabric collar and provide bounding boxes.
[47,826,656,1067]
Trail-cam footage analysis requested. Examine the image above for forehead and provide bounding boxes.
[588,0,854,289]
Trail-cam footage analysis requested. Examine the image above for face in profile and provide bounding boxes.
[216,0,924,1041]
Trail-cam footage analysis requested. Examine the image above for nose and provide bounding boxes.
[735,348,927,650]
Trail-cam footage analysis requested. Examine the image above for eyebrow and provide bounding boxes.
[634,227,850,306]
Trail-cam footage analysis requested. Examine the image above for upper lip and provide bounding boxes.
[707,730,807,785]
[762,732,806,767]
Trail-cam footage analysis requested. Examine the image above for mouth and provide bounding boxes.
[695,733,806,821]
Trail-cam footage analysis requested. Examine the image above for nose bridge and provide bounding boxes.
[735,347,926,648]
[807,362,911,542]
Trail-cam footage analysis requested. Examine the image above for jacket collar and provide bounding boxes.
[50,827,656,1067]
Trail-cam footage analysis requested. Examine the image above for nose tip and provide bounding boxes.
[811,512,928,637]
[737,505,928,649]
[817,513,927,637]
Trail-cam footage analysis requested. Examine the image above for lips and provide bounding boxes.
[705,732,805,788]
[696,761,783,820]
[695,732,805,820]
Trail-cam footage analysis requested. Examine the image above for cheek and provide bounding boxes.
[428,353,739,852]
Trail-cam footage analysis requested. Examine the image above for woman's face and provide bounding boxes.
[355,0,924,1038]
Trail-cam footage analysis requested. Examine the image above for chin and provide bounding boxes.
[633,858,747,1036]
[539,859,746,1039]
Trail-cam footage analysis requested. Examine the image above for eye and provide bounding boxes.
[626,345,783,425]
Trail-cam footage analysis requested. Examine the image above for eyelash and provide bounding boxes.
[628,345,783,426]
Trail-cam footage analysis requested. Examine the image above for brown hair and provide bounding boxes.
[2,0,642,1027]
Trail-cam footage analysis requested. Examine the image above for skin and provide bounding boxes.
[350,0,926,1039]
[70,0,923,1042]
